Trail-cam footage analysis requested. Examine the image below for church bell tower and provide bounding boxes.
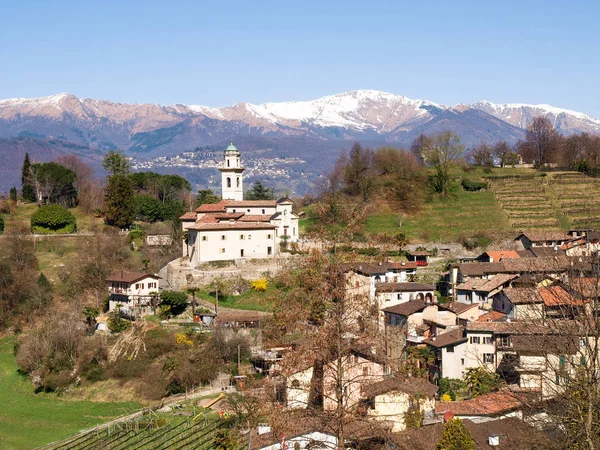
[220,142,244,201]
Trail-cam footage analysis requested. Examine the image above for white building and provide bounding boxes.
[181,143,299,265]
[106,271,161,315]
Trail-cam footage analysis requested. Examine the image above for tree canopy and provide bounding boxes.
[246,180,275,200]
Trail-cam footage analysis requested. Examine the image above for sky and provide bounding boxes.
[1,0,599,117]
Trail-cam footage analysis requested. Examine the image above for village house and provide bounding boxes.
[180,143,299,265]
[284,345,388,411]
[476,250,520,263]
[405,250,430,266]
[423,327,468,380]
[434,390,525,423]
[455,274,517,307]
[360,377,438,432]
[375,282,435,327]
[106,271,161,316]
[514,231,571,250]
[343,261,419,302]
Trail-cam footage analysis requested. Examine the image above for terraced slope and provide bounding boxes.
[488,172,600,230]
[42,417,246,450]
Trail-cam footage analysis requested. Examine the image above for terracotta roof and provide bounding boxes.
[466,321,551,334]
[393,418,552,450]
[106,271,160,283]
[476,311,507,322]
[276,197,293,204]
[375,282,435,293]
[435,390,524,416]
[214,212,245,220]
[457,274,517,293]
[238,214,272,222]
[516,231,570,242]
[381,300,427,317]
[407,250,430,256]
[195,200,227,213]
[484,250,520,261]
[538,285,586,307]
[362,376,438,398]
[528,247,566,257]
[179,211,197,220]
[439,302,479,315]
[188,222,277,231]
[571,277,600,299]
[424,327,467,348]
[224,200,277,207]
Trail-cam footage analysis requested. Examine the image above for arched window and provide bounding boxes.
[237,177,240,188]
[426,293,433,304]
[227,177,231,188]
[416,293,424,301]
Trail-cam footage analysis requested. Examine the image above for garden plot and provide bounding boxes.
[546,173,600,228]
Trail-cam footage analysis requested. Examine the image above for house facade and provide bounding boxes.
[106,271,161,315]
[181,143,299,264]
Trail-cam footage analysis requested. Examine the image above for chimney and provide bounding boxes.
[488,434,499,446]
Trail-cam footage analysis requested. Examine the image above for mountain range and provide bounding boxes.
[0,90,599,193]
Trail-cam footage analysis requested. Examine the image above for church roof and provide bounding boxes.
[225,142,239,152]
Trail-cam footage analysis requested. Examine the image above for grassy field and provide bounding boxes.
[195,284,277,312]
[0,338,140,450]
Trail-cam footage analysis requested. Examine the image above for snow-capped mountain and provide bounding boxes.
[469,100,600,135]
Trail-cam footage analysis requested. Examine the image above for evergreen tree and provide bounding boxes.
[104,174,135,228]
[9,187,17,202]
[246,180,275,200]
[102,149,130,176]
[21,153,36,202]
[196,189,220,207]
[436,419,475,450]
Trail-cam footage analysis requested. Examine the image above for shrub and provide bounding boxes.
[128,227,144,241]
[0,216,4,235]
[436,418,475,450]
[441,393,452,402]
[31,204,77,234]
[461,178,488,192]
[160,290,188,309]
[108,308,131,333]
[251,278,268,292]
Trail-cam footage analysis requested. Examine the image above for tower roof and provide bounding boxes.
[225,141,239,153]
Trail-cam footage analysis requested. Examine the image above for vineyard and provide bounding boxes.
[488,171,600,230]
[41,408,247,450]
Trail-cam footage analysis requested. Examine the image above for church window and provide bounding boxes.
[221,235,226,241]
[227,159,230,167]
[240,234,245,240]
[201,236,207,241]
[237,177,240,188]
[227,177,231,188]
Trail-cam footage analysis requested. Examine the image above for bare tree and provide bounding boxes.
[492,141,512,167]
[520,116,560,166]
[420,131,464,196]
[468,141,493,167]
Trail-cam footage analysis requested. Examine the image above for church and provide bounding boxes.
[180,143,299,264]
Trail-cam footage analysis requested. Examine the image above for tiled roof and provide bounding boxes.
[106,271,160,283]
[476,311,507,323]
[538,285,586,307]
[188,222,277,231]
[456,262,508,276]
[511,334,578,354]
[484,250,520,261]
[381,300,427,316]
[195,200,227,213]
[362,376,438,398]
[502,287,543,304]
[392,417,552,450]
[517,231,570,242]
[179,211,197,220]
[424,327,467,348]
[238,215,272,222]
[435,390,524,416]
[407,250,430,256]
[224,200,277,207]
[457,274,517,293]
[466,321,550,334]
[439,302,479,315]
[375,282,435,293]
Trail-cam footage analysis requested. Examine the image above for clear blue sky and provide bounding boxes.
[2,0,599,117]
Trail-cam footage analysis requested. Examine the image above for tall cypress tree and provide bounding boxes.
[103,150,135,228]
[21,153,36,202]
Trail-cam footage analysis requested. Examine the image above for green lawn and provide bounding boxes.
[0,338,140,450]
[196,284,277,312]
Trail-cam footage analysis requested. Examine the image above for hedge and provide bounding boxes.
[31,204,77,234]
[461,178,488,192]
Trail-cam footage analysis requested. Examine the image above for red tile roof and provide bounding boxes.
[188,222,277,231]
[106,271,160,283]
[179,211,197,220]
[195,201,227,213]
[476,311,507,322]
[485,250,520,261]
[435,391,524,416]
